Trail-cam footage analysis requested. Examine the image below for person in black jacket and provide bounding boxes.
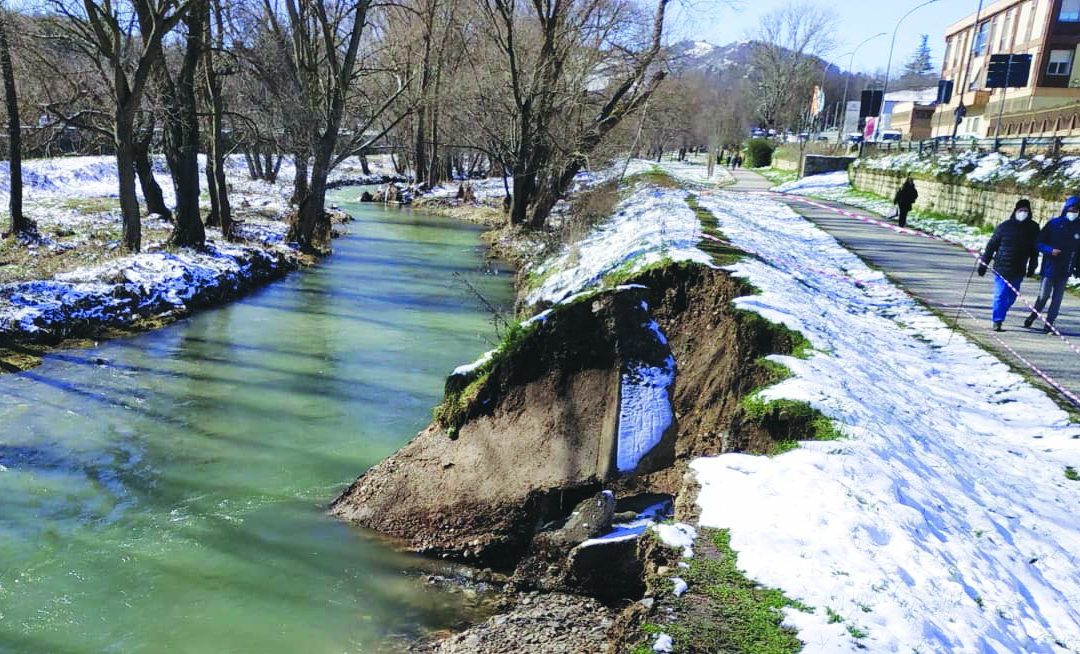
[978,199,1040,331]
[893,176,918,228]
[1023,196,1080,332]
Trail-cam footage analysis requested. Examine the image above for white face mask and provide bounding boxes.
[1016,211,1030,221]
[1069,211,1080,222]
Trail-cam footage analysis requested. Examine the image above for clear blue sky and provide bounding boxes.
[669,0,976,74]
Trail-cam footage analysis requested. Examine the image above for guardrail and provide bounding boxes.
[862,135,1080,157]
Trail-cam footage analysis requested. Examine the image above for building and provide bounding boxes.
[932,0,1080,139]
[882,88,938,139]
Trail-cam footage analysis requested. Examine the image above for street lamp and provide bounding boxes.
[836,33,887,144]
[874,0,941,142]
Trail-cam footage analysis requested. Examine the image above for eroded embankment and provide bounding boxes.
[330,173,834,652]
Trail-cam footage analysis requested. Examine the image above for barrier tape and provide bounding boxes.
[708,187,1080,408]
[777,193,1080,359]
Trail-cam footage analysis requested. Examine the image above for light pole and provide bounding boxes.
[836,33,887,144]
[874,0,941,142]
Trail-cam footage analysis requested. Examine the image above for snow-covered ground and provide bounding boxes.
[525,184,712,305]
[691,188,1080,653]
[649,154,735,187]
[0,154,398,343]
[855,150,1080,192]
[774,171,991,253]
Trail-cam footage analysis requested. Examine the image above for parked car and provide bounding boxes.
[846,133,864,145]
[879,130,902,142]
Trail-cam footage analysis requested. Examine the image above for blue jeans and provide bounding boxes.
[1032,276,1069,325]
[992,274,1024,323]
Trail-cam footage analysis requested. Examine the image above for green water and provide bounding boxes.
[0,195,514,653]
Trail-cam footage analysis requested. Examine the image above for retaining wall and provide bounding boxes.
[849,166,1069,228]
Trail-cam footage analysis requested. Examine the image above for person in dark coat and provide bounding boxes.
[978,199,1040,331]
[893,176,918,228]
[1024,196,1080,332]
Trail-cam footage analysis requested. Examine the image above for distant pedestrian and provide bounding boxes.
[978,199,1040,331]
[893,176,918,228]
[1025,196,1080,332]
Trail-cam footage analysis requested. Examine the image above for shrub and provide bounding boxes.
[745,138,775,168]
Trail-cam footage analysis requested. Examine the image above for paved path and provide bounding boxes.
[726,168,1080,409]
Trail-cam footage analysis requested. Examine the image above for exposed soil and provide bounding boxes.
[329,287,676,567]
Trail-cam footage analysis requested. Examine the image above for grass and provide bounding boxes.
[684,194,744,266]
[60,196,120,215]
[432,317,541,437]
[757,168,799,186]
[641,528,807,654]
[742,393,844,455]
[623,167,682,190]
[1066,466,1079,481]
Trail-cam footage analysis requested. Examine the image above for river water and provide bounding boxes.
[0,194,514,653]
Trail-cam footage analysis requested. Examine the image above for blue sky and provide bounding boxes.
[669,0,976,74]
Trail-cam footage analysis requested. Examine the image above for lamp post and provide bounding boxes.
[873,0,941,142]
[836,33,887,144]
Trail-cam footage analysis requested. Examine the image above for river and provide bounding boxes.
[0,193,514,653]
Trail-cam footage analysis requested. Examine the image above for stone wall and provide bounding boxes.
[849,166,1069,228]
[802,155,855,177]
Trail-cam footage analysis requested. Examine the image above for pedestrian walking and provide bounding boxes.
[893,176,918,228]
[978,199,1040,331]
[1024,196,1080,332]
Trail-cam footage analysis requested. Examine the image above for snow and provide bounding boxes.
[452,349,495,376]
[0,152,397,340]
[617,355,676,473]
[651,155,735,187]
[690,187,1080,653]
[652,633,674,653]
[654,523,697,559]
[0,240,293,339]
[525,185,713,305]
[577,500,671,548]
[670,577,688,597]
[773,171,850,195]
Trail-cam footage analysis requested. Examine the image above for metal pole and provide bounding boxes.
[952,0,985,141]
[837,33,886,145]
[875,0,941,142]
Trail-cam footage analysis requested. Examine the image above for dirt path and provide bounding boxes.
[727,167,1080,411]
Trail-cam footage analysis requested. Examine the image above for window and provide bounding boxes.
[1025,1,1037,42]
[944,38,953,69]
[1061,0,1080,22]
[1047,49,1074,76]
[999,11,1012,51]
[974,21,990,55]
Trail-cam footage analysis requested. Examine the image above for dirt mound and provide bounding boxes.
[329,287,676,566]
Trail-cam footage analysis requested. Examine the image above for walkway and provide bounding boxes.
[726,168,1080,409]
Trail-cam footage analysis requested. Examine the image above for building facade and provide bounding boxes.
[932,0,1080,139]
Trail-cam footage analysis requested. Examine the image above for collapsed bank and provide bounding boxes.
[333,161,1080,654]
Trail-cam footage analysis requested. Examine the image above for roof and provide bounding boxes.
[885,88,939,103]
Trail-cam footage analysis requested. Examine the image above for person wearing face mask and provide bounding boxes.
[978,199,1040,331]
[1024,196,1080,332]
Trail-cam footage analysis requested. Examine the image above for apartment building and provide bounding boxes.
[932,0,1080,138]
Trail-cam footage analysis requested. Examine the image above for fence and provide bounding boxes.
[861,135,1080,158]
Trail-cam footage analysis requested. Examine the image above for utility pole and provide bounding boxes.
[836,33,886,145]
[874,0,940,142]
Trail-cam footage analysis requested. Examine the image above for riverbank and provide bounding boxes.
[342,159,1080,654]
[0,155,400,372]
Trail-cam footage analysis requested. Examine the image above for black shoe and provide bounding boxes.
[1024,313,1037,328]
[1044,324,1053,334]
[993,321,1003,332]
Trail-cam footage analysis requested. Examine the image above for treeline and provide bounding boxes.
[0,0,673,252]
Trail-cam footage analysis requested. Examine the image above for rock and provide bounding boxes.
[547,492,615,545]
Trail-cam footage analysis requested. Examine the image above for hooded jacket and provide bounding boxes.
[1036,196,1080,280]
[981,201,1040,279]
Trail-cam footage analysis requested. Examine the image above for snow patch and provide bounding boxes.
[654,523,697,559]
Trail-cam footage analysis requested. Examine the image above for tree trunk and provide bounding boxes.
[290,141,332,251]
[204,0,231,239]
[116,127,142,252]
[162,0,206,248]
[205,160,220,227]
[359,153,371,175]
[290,152,308,205]
[510,163,532,226]
[244,149,259,180]
[134,136,171,219]
[413,105,427,183]
[0,11,25,235]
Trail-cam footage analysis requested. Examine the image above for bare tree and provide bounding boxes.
[49,0,194,252]
[750,1,835,130]
[0,5,28,236]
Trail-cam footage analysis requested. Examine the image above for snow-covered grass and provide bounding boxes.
[691,187,1080,653]
[855,149,1080,194]
[525,183,712,306]
[650,153,735,188]
[773,171,992,253]
[0,153,397,345]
